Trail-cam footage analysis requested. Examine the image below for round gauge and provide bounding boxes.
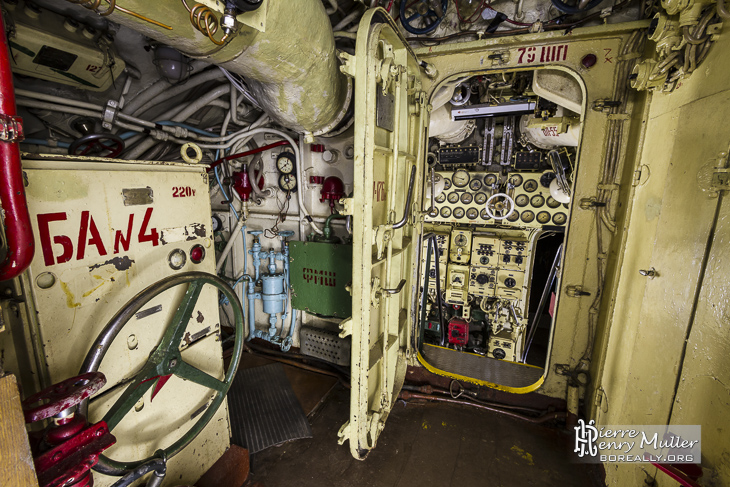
[515,194,529,207]
[537,211,551,224]
[480,208,491,220]
[453,207,465,219]
[278,173,297,192]
[435,193,446,203]
[276,152,296,174]
[546,196,561,208]
[454,234,468,247]
[466,208,479,220]
[469,178,482,191]
[523,179,538,193]
[440,207,452,218]
[212,215,223,232]
[452,169,470,188]
[443,178,452,190]
[530,195,545,208]
[474,192,487,204]
[484,174,498,186]
[447,192,460,204]
[507,211,520,222]
[540,172,557,188]
[521,210,535,223]
[460,192,473,204]
[553,212,567,225]
[508,174,523,188]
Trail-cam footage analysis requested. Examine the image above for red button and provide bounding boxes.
[190,245,205,264]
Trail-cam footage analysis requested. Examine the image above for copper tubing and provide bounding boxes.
[399,391,568,424]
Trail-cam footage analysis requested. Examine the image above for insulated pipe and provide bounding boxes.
[130,68,226,118]
[105,0,350,135]
[0,11,34,280]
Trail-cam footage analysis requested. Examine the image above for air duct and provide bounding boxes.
[105,0,351,136]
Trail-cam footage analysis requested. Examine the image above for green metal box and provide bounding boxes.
[289,241,352,318]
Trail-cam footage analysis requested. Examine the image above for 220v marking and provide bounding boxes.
[173,186,196,197]
[517,44,569,64]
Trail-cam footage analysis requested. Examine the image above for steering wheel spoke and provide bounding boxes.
[174,360,227,393]
[156,280,205,355]
[102,372,157,432]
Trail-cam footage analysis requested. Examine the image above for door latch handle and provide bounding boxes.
[380,279,406,296]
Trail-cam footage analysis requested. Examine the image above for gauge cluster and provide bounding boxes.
[426,169,569,228]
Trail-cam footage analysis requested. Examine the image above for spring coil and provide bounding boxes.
[67,0,116,17]
[182,0,227,46]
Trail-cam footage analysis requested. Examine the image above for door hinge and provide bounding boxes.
[632,164,650,186]
[337,421,351,445]
[591,99,621,112]
[579,197,606,209]
[565,285,591,297]
[711,168,730,193]
[339,51,356,78]
[339,317,352,338]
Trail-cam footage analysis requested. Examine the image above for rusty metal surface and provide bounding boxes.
[195,445,250,487]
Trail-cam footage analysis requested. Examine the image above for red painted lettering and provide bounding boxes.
[518,47,526,64]
[37,213,72,266]
[138,208,159,247]
[114,214,135,254]
[77,211,107,260]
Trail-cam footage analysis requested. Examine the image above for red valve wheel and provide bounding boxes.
[23,372,107,423]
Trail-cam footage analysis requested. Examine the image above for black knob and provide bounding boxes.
[493,348,506,360]
[505,277,516,288]
[476,274,489,285]
[480,256,489,265]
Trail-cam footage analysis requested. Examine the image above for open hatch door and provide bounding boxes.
[337,9,428,459]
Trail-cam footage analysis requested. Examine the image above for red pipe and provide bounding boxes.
[207,140,290,172]
[0,11,34,280]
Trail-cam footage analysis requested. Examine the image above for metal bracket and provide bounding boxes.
[488,50,510,66]
[639,267,658,278]
[337,421,351,445]
[711,168,730,193]
[341,197,354,216]
[102,100,118,131]
[0,114,24,142]
[579,197,606,209]
[339,51,356,78]
[591,99,621,112]
[565,285,591,297]
[374,226,392,260]
[632,164,650,186]
[339,317,352,338]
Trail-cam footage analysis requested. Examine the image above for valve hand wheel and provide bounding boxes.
[400,0,448,35]
[485,193,515,220]
[69,133,125,158]
[77,272,244,476]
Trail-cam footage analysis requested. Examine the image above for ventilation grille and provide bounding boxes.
[300,326,351,366]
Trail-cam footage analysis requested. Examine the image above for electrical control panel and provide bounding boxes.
[421,232,449,291]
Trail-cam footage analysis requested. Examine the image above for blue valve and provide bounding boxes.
[248,230,263,236]
[400,0,448,35]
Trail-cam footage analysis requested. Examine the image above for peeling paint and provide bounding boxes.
[160,223,207,245]
[89,256,135,272]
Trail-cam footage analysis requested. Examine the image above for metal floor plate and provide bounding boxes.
[227,363,312,454]
[421,344,544,389]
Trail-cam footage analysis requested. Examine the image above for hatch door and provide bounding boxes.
[337,9,428,460]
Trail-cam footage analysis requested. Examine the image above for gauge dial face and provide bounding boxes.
[454,234,468,247]
[447,192,460,204]
[537,211,551,224]
[546,196,561,208]
[469,178,482,191]
[440,207,452,218]
[480,208,491,220]
[515,194,529,207]
[466,208,479,220]
[523,179,538,192]
[278,173,297,191]
[460,192,473,204]
[474,192,487,205]
[530,195,545,208]
[452,169,470,188]
[443,178,452,190]
[508,174,523,187]
[453,207,465,219]
[553,212,567,225]
[435,193,446,204]
[521,210,535,223]
[507,211,520,222]
[484,174,498,186]
[276,152,295,174]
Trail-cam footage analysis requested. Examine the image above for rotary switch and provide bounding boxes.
[476,274,490,285]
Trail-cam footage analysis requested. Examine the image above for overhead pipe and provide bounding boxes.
[104,0,351,136]
[0,10,34,281]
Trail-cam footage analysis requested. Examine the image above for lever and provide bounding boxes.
[393,165,417,229]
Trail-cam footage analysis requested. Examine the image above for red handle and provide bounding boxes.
[23,372,107,423]
[0,9,34,281]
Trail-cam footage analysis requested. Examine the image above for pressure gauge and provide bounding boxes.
[537,211,551,224]
[454,234,468,247]
[507,211,520,222]
[484,173,498,186]
[474,192,487,205]
[452,169,470,188]
[453,207,465,219]
[460,192,473,204]
[508,174,523,187]
[515,194,529,207]
[521,210,535,223]
[553,212,567,225]
[547,196,561,208]
[530,195,545,208]
[278,173,298,192]
[466,208,479,220]
[435,193,446,203]
[523,179,538,193]
[447,192,460,204]
[443,178,452,190]
[469,178,482,191]
[276,152,296,174]
[440,207,452,218]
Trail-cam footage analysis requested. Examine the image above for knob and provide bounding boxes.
[505,278,516,288]
[248,230,263,236]
[476,274,489,285]
[279,230,295,238]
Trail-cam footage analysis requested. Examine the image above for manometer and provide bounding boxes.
[553,212,567,225]
[454,234,468,247]
[537,211,551,224]
[523,179,538,192]
[469,178,482,191]
[452,169,470,188]
[474,192,487,205]
[453,207,465,219]
[276,152,296,174]
[278,173,298,192]
[447,192,460,204]
[515,194,529,207]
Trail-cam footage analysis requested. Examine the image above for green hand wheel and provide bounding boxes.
[77,272,244,476]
